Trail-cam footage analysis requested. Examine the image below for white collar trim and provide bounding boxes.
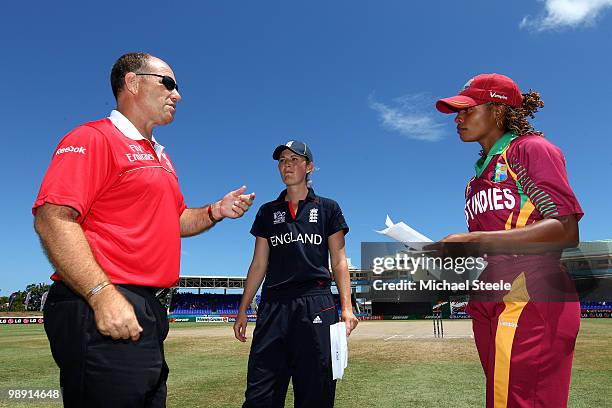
[108,110,165,158]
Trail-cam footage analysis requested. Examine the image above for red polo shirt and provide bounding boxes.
[33,110,186,288]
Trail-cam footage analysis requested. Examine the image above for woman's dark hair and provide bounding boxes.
[492,90,545,137]
[110,52,151,100]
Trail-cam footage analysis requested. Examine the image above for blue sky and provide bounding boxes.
[2,1,611,295]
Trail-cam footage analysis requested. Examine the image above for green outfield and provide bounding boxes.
[0,319,610,407]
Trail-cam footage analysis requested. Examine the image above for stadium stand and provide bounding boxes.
[169,293,342,316]
[580,301,612,312]
[170,293,260,315]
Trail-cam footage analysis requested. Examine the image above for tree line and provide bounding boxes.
[0,283,51,312]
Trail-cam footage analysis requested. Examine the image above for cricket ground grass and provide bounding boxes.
[0,319,610,407]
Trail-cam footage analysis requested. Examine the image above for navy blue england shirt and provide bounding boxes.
[250,188,349,292]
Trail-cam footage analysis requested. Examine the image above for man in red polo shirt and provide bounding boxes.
[33,52,255,407]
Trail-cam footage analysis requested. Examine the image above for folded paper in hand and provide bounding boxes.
[376,215,486,280]
[376,215,432,250]
[376,215,445,279]
[329,322,348,380]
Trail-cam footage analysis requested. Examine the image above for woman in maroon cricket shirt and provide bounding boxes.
[435,73,583,407]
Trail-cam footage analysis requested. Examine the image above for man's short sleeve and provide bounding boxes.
[178,193,187,216]
[32,125,115,221]
[508,136,583,221]
[326,200,349,237]
[250,205,268,238]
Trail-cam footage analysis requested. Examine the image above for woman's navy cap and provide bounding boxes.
[272,140,313,162]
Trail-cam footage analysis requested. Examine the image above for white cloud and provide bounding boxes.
[369,94,445,142]
[521,0,612,31]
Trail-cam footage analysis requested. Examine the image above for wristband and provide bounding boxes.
[86,280,112,299]
[208,204,220,224]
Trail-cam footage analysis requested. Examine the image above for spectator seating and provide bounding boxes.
[170,293,342,316]
[580,301,612,311]
[170,293,260,315]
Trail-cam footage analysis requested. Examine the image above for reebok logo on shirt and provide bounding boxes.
[56,146,86,155]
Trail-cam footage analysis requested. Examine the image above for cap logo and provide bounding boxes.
[286,141,294,147]
[490,91,508,101]
[461,78,474,92]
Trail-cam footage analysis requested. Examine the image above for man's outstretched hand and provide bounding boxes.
[217,186,255,219]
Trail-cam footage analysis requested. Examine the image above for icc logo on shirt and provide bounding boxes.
[273,211,286,224]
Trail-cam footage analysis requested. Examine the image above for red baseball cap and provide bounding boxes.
[436,73,523,114]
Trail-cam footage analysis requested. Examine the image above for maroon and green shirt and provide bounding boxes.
[465,132,583,232]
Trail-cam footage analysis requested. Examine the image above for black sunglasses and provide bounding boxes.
[135,73,179,92]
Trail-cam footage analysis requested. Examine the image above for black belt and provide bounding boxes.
[52,281,167,300]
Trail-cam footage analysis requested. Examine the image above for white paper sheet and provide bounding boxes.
[376,215,443,278]
[376,215,432,250]
[376,215,486,280]
[329,322,348,380]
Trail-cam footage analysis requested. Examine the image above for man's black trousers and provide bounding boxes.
[43,281,169,408]
[243,290,339,408]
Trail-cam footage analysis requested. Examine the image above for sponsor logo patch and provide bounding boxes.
[273,211,286,224]
[499,320,518,328]
[56,146,86,156]
[490,91,508,100]
[312,315,322,324]
[125,144,155,162]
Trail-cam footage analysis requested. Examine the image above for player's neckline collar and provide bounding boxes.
[474,132,517,177]
[275,187,317,203]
